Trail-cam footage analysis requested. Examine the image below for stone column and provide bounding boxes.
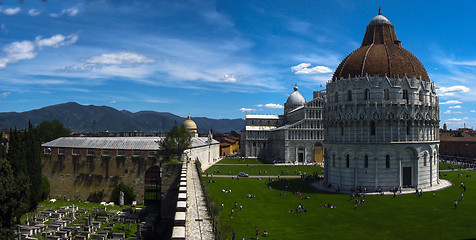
[399,159,402,188]
[374,156,378,190]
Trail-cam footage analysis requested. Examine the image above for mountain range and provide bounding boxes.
[0,102,245,134]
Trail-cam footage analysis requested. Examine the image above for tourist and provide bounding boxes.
[222,203,224,209]
[461,193,464,201]
[240,204,243,211]
[255,226,259,239]
[231,208,234,217]
[454,200,458,209]
[235,201,237,208]
[232,231,236,240]
[263,230,268,237]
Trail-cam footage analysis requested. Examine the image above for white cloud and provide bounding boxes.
[449,105,462,109]
[0,40,36,68]
[440,100,462,105]
[50,6,79,18]
[0,92,11,98]
[255,104,263,107]
[109,100,116,103]
[447,118,463,121]
[291,63,332,74]
[28,9,41,16]
[240,107,256,112]
[219,74,236,83]
[0,34,78,68]
[437,86,470,96]
[85,52,154,66]
[448,60,476,66]
[264,103,284,109]
[444,110,451,114]
[2,7,21,16]
[35,34,78,48]
[471,110,476,113]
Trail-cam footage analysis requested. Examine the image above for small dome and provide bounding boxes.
[369,14,391,26]
[286,85,306,106]
[183,115,197,131]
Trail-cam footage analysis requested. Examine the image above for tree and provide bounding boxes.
[110,182,136,205]
[36,120,71,143]
[26,121,42,210]
[40,175,50,201]
[159,124,191,160]
[0,158,21,239]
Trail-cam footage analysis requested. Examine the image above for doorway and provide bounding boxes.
[403,167,412,187]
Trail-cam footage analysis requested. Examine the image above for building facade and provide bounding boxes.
[241,85,325,163]
[323,11,440,191]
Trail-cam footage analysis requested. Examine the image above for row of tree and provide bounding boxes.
[0,120,70,238]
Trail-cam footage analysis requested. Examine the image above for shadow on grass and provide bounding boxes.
[267,178,340,195]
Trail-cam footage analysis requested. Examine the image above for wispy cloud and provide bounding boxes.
[449,105,462,109]
[240,107,256,112]
[50,6,79,18]
[28,9,41,17]
[85,52,154,66]
[291,63,332,74]
[264,103,283,109]
[447,118,463,121]
[440,100,462,105]
[2,7,21,16]
[219,74,237,83]
[35,34,78,48]
[437,86,470,96]
[0,92,11,98]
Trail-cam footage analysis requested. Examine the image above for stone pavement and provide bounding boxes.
[186,160,214,240]
[311,179,453,195]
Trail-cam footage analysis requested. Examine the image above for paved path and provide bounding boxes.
[203,174,303,178]
[186,160,214,240]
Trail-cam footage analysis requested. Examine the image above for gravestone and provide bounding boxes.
[120,191,124,206]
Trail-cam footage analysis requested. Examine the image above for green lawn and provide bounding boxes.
[205,171,476,239]
[439,162,462,170]
[218,158,268,164]
[204,164,324,176]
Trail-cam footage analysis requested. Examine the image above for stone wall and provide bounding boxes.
[42,152,161,204]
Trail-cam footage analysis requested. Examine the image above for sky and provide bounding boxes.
[0,0,475,130]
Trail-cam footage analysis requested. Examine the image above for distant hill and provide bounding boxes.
[0,102,245,134]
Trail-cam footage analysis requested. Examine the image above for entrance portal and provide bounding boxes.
[403,167,412,187]
[144,166,161,204]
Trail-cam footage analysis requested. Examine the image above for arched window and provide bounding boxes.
[384,89,389,100]
[346,154,350,168]
[364,155,369,168]
[364,89,370,100]
[334,92,338,103]
[347,90,352,101]
[403,90,408,101]
[370,121,376,136]
[419,91,424,102]
[407,121,411,135]
[386,155,390,168]
[424,154,427,166]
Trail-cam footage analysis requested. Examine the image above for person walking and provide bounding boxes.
[454,200,458,209]
[461,193,464,201]
[255,226,259,239]
[232,231,236,240]
[231,208,234,218]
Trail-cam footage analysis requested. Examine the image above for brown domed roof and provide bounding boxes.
[333,11,430,82]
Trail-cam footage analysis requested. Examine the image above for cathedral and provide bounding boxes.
[323,10,440,191]
[241,85,325,163]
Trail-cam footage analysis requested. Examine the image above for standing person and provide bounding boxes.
[232,231,236,240]
[231,208,234,217]
[240,204,243,211]
[235,201,238,208]
[454,200,458,209]
[461,193,464,201]
[222,203,224,209]
[255,226,259,239]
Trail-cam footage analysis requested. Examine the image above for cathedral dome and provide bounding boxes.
[183,115,197,131]
[332,10,430,82]
[286,85,306,106]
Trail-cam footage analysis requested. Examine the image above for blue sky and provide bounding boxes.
[0,0,475,130]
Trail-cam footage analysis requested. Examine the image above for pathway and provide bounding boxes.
[185,160,214,240]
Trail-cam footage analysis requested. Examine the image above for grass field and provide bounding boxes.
[218,158,268,164]
[439,162,464,170]
[204,168,476,239]
[204,164,323,176]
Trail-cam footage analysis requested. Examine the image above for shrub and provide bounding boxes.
[110,182,136,205]
[40,175,50,200]
[87,190,105,203]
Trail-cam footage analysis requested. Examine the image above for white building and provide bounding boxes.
[241,85,325,163]
[323,10,440,191]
